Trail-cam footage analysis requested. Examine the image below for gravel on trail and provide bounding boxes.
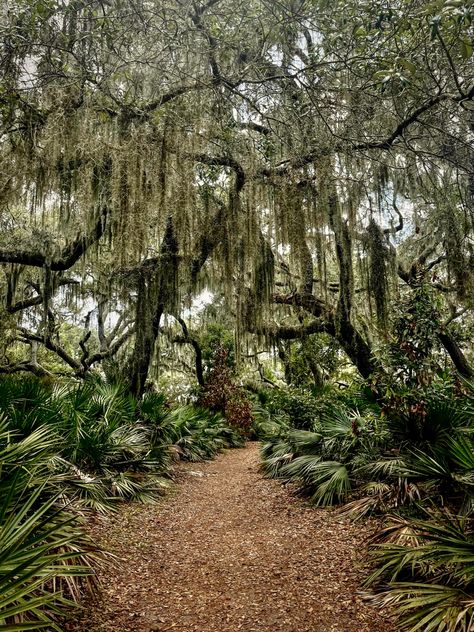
[66,442,393,632]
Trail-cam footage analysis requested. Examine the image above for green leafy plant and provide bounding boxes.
[249,403,289,441]
[0,421,101,630]
[366,510,474,632]
[163,406,244,462]
[259,407,381,506]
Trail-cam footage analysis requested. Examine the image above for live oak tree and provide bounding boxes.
[0,0,473,394]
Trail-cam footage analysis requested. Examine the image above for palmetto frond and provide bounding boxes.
[0,426,102,629]
[356,456,407,479]
[0,375,244,629]
[341,479,422,520]
[370,583,474,632]
[404,449,451,482]
[287,429,322,453]
[259,440,294,478]
[367,510,474,631]
[280,456,351,506]
[310,462,351,506]
[251,405,289,440]
[280,454,323,484]
[447,435,474,473]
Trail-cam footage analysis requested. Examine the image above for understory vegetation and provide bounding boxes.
[259,373,474,631]
[256,285,474,630]
[0,375,243,630]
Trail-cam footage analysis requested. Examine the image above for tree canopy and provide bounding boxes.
[0,0,473,393]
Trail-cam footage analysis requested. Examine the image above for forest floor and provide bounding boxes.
[66,442,393,632]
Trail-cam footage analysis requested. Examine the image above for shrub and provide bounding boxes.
[0,421,101,629]
[199,346,253,434]
[0,374,244,628]
[249,403,289,440]
[366,510,474,632]
[264,387,320,430]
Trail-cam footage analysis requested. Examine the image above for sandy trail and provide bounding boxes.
[67,443,390,632]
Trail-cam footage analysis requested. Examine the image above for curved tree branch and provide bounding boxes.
[259,87,474,178]
[173,317,204,386]
[0,206,108,270]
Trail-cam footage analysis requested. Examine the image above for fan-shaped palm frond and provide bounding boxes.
[371,583,474,632]
[280,456,350,505]
[404,449,451,482]
[161,406,243,462]
[447,435,474,473]
[311,462,351,506]
[250,404,289,440]
[356,456,407,479]
[0,423,102,630]
[259,439,294,478]
[367,511,474,631]
[287,429,322,453]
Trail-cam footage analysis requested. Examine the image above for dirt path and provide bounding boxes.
[68,443,391,632]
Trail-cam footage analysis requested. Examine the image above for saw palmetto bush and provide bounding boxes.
[261,377,474,510]
[0,376,243,510]
[0,421,101,630]
[0,377,60,437]
[260,404,388,506]
[321,374,474,517]
[260,376,474,630]
[350,388,474,519]
[161,406,244,462]
[50,381,169,508]
[365,510,474,632]
[249,403,290,441]
[0,374,244,629]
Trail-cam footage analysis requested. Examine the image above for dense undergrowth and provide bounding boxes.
[258,378,474,631]
[3,360,474,631]
[0,376,243,630]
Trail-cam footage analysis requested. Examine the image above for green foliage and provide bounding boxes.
[391,285,441,384]
[263,387,321,431]
[0,377,167,510]
[249,403,290,441]
[260,374,473,513]
[372,285,446,428]
[0,421,101,630]
[260,373,474,628]
[282,335,341,388]
[164,406,243,461]
[261,368,474,632]
[259,393,385,506]
[0,374,244,628]
[366,511,474,632]
[0,374,247,510]
[262,380,381,433]
[199,324,235,370]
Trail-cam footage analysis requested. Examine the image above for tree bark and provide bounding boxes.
[128,218,179,398]
[438,330,473,378]
[270,292,375,379]
[175,317,205,387]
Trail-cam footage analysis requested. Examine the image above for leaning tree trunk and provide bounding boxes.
[128,272,163,398]
[128,218,179,398]
[438,329,473,379]
[329,191,376,379]
[336,320,374,379]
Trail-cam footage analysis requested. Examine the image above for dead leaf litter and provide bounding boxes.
[66,442,393,632]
